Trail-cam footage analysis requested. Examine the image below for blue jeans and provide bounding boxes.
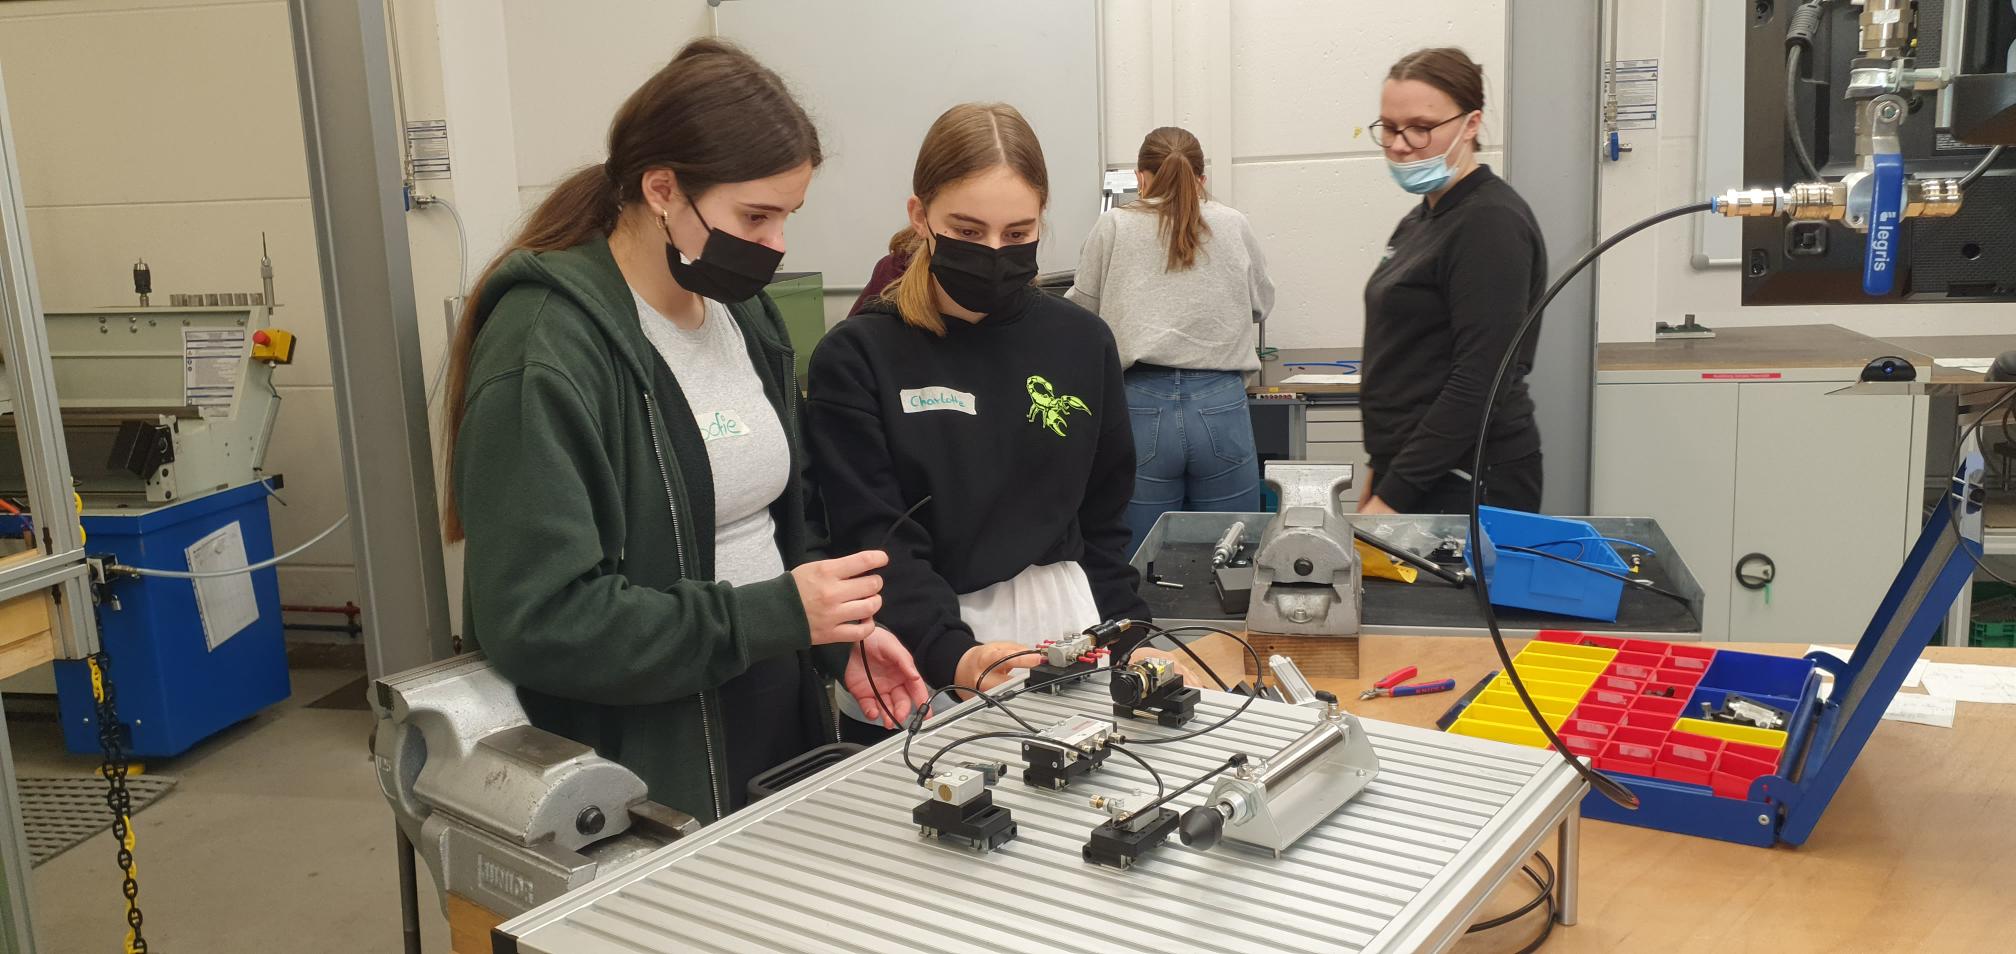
[1123,366,1262,551]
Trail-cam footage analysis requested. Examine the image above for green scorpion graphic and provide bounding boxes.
[1025,375,1089,437]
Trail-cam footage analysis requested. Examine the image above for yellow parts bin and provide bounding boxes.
[1673,717,1788,749]
[1447,641,1616,745]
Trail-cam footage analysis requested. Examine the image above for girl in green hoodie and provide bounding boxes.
[439,39,928,823]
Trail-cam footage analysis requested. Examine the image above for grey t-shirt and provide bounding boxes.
[633,292,790,586]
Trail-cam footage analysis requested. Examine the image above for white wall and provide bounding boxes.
[1103,0,1508,351]
[1595,0,2014,342]
[465,1,1511,345]
[0,0,358,612]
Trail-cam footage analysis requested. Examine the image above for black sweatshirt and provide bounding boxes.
[1361,165,1548,512]
[807,288,1150,688]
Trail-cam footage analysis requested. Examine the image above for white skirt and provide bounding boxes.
[836,561,1102,724]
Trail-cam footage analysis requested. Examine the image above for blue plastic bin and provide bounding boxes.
[1467,507,1628,621]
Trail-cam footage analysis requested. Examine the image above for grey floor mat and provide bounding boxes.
[19,774,177,866]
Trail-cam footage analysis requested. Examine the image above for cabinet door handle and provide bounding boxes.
[1735,552,1776,590]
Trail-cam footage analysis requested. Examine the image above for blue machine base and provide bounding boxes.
[55,481,292,757]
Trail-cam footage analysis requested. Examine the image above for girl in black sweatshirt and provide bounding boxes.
[808,103,1167,703]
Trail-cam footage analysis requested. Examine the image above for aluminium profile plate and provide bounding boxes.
[497,679,1583,954]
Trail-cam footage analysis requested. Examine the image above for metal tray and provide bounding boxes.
[1134,511,1706,639]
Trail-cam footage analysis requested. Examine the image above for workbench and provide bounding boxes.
[450,633,2016,952]
[492,670,1585,954]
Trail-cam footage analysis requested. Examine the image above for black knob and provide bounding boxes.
[1111,670,1146,707]
[1293,557,1314,576]
[1179,804,1225,850]
[1314,690,1338,705]
[576,806,606,837]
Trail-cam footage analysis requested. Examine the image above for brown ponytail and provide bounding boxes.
[441,37,820,541]
[1134,126,1210,271]
[887,226,922,257]
[878,103,1049,336]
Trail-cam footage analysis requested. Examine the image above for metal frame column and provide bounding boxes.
[288,0,452,680]
[1504,0,1603,514]
[0,45,117,953]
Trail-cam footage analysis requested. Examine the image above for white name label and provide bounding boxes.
[695,409,752,442]
[900,386,977,415]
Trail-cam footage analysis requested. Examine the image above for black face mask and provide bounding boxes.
[928,234,1040,315]
[661,204,783,304]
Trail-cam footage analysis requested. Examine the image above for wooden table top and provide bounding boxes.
[1182,633,2016,952]
[1595,325,1926,374]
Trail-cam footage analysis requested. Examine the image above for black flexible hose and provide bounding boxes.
[1783,1,1826,182]
[1959,146,2006,191]
[1466,200,1714,811]
[1785,47,1825,182]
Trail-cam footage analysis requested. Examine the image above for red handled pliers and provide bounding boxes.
[1360,666,1457,700]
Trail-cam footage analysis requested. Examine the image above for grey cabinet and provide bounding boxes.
[1594,374,1925,642]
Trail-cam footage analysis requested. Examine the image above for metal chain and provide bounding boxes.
[88,599,147,954]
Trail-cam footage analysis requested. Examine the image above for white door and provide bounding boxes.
[1728,382,1917,643]
[1591,382,1740,639]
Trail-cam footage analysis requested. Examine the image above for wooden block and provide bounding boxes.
[1239,632,1360,680]
[0,590,54,681]
[448,893,507,954]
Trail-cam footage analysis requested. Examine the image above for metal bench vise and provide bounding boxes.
[371,653,698,918]
[1247,462,1362,636]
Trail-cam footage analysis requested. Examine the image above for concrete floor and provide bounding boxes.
[9,666,453,953]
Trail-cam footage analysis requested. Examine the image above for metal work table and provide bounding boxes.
[1133,512,1706,640]
[1247,348,1363,469]
[496,679,1586,954]
[1253,347,1364,396]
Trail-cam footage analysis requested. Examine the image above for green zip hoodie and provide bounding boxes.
[455,237,844,824]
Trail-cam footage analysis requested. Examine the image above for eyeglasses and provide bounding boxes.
[1369,113,1467,150]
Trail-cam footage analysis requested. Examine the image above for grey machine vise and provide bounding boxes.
[372,653,698,918]
[1247,462,1363,636]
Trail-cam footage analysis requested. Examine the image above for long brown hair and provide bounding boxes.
[1134,126,1210,271]
[441,38,820,541]
[880,103,1048,336]
[1387,47,1486,114]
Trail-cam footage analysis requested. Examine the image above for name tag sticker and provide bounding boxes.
[900,386,977,415]
[696,409,751,441]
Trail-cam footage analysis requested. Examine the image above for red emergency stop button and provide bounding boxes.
[253,331,271,346]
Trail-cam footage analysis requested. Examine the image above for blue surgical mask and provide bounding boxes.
[1385,119,1472,195]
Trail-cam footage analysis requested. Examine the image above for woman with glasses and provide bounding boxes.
[1360,47,1547,515]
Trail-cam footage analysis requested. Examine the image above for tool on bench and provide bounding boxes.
[1360,666,1458,700]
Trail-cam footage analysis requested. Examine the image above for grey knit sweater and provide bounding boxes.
[1065,198,1275,372]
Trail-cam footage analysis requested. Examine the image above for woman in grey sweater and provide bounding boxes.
[1067,126,1276,549]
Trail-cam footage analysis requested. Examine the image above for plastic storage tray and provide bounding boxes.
[1443,631,1813,842]
[1467,507,1630,621]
